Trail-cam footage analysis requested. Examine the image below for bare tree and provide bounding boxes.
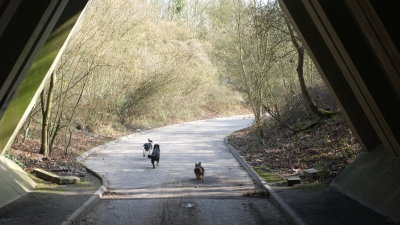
[284,16,336,118]
[231,0,285,139]
[39,72,55,156]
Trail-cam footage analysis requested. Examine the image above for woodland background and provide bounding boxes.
[6,0,361,183]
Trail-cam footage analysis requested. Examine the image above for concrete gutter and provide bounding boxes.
[224,137,307,225]
[60,154,109,225]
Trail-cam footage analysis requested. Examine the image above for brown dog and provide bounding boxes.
[194,162,205,182]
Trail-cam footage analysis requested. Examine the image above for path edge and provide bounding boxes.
[224,137,307,225]
[60,156,109,225]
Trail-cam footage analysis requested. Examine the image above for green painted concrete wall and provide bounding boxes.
[0,1,91,209]
[0,14,79,155]
[0,14,80,209]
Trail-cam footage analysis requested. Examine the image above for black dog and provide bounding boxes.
[148,144,160,169]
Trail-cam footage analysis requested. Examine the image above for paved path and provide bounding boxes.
[78,115,288,225]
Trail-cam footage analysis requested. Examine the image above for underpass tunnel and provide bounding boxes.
[1,0,400,221]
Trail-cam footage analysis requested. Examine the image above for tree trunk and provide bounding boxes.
[22,114,32,143]
[284,17,335,118]
[39,72,55,156]
[295,45,327,118]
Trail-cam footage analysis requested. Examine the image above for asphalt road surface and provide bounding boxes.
[78,115,288,225]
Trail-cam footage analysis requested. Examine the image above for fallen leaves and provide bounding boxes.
[10,130,113,177]
[228,115,362,183]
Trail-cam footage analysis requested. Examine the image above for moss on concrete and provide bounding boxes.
[253,166,285,184]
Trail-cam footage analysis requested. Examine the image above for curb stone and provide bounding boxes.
[61,154,109,225]
[224,137,307,225]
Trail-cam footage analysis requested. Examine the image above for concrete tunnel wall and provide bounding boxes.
[279,0,400,221]
[0,0,89,207]
[0,156,36,209]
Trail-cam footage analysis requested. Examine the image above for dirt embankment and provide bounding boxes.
[227,115,362,183]
[9,130,114,178]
